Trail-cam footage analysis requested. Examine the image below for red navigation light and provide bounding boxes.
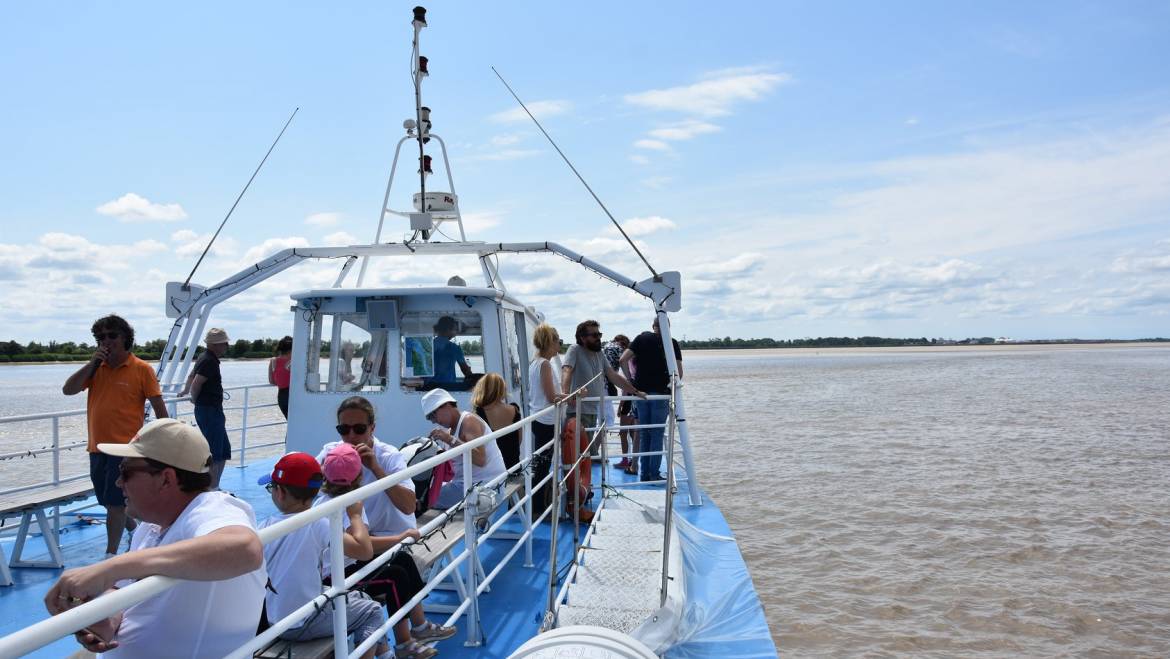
[418,56,429,75]
[419,155,433,174]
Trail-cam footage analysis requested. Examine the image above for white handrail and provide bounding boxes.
[0,398,554,658]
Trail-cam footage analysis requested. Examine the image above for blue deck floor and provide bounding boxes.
[1,459,775,658]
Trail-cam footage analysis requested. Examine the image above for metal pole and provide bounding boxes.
[572,412,581,547]
[328,508,348,658]
[522,424,534,568]
[544,406,563,627]
[462,451,483,646]
[660,379,679,607]
[238,386,250,467]
[51,417,60,486]
[599,390,608,493]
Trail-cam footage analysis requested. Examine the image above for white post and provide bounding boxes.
[522,425,534,567]
[328,508,349,658]
[462,451,483,646]
[238,386,250,467]
[656,311,701,505]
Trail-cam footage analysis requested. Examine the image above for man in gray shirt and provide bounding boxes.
[561,320,642,454]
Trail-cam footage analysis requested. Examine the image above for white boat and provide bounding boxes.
[0,7,775,657]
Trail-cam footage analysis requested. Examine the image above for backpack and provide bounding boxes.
[399,436,449,515]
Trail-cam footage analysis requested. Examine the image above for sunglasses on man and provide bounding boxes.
[335,423,369,436]
[94,332,121,341]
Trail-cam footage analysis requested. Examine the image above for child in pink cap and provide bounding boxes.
[314,444,453,658]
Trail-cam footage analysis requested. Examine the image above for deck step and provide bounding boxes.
[573,564,660,589]
[592,521,663,538]
[556,604,656,634]
[604,489,667,509]
[587,533,661,551]
[597,508,654,524]
[565,583,661,612]
[580,548,662,571]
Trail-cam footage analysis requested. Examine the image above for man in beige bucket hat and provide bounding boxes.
[44,418,266,657]
[181,327,232,488]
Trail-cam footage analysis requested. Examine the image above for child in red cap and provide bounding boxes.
[257,452,388,658]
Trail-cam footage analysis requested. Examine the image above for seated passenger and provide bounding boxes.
[316,397,417,550]
[422,389,507,509]
[315,444,454,658]
[472,373,522,471]
[430,316,473,385]
[257,452,388,659]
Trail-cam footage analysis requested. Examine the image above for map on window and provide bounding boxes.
[402,335,434,378]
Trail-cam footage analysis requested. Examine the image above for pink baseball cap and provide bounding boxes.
[322,443,363,485]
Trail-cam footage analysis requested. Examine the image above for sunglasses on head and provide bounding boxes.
[584,332,603,338]
[335,423,369,436]
[94,332,121,341]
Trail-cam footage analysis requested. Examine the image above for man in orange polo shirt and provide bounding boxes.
[62,314,168,557]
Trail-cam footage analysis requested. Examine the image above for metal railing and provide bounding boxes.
[0,374,694,656]
[0,382,285,500]
[0,397,557,658]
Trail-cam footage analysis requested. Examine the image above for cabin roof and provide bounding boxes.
[290,286,502,301]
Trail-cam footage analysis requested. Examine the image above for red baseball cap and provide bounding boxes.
[259,452,324,489]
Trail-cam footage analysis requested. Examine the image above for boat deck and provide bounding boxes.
[0,459,776,658]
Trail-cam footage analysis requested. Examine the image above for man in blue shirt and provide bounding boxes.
[431,316,472,384]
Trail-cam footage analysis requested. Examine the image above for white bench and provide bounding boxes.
[0,480,94,586]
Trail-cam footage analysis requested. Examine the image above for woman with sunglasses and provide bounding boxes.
[314,397,418,555]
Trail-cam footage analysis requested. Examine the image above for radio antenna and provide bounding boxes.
[182,107,299,288]
[491,67,659,278]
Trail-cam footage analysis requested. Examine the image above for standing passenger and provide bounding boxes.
[472,373,523,471]
[431,316,473,384]
[62,314,169,557]
[268,336,293,418]
[181,327,232,489]
[527,324,563,518]
[561,320,642,455]
[601,334,634,469]
[620,318,683,481]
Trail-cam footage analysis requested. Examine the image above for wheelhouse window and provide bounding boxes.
[400,310,482,392]
[305,312,387,393]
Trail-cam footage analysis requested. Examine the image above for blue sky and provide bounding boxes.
[2,1,1169,343]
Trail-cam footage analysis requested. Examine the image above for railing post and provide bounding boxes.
[572,408,581,547]
[463,451,483,646]
[238,386,250,467]
[660,382,679,607]
[599,390,608,493]
[328,508,349,658]
[543,404,563,630]
[522,423,534,568]
[51,417,60,486]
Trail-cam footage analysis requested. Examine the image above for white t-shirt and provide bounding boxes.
[447,411,507,491]
[316,438,417,537]
[528,356,563,426]
[258,513,330,627]
[104,492,266,659]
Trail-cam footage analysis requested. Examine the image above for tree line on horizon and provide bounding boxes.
[2,334,1166,363]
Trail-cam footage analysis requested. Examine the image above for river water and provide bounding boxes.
[3,344,1169,656]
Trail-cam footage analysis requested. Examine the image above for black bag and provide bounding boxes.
[400,436,440,515]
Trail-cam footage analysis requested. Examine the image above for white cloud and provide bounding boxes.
[323,231,357,246]
[490,134,523,147]
[647,120,722,141]
[609,216,677,238]
[305,212,342,227]
[624,70,789,117]
[629,154,650,165]
[96,192,188,223]
[171,229,198,242]
[171,231,238,258]
[461,211,505,234]
[634,139,670,151]
[489,100,570,123]
[241,237,311,264]
[905,117,920,126]
[641,176,671,190]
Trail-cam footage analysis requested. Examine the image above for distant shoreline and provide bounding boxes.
[3,341,1169,366]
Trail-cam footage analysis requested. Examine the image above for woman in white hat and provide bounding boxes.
[421,389,506,509]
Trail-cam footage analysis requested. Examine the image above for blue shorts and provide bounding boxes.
[194,404,232,461]
[89,452,125,507]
